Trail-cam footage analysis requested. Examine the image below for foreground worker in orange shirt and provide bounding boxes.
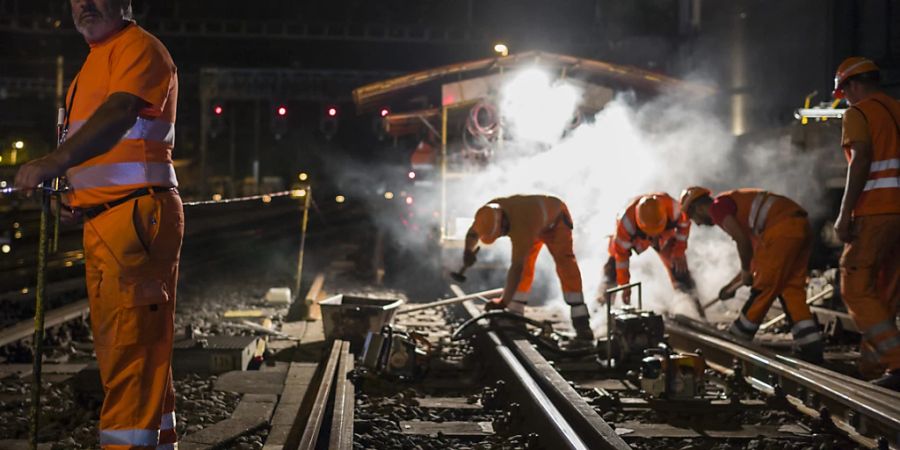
[462,195,594,341]
[832,57,900,390]
[680,187,824,363]
[601,193,703,317]
[15,0,182,447]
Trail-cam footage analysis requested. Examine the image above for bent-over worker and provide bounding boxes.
[601,192,703,316]
[680,187,824,363]
[462,195,594,341]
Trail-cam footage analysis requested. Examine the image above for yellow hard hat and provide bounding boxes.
[636,195,667,237]
[473,203,503,244]
[833,57,879,99]
[679,186,711,215]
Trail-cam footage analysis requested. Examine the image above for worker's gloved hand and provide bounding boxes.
[484,298,506,312]
[671,255,688,276]
[718,284,737,301]
[621,288,632,304]
[463,247,480,268]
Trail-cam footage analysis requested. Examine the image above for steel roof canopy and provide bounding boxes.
[352,50,715,112]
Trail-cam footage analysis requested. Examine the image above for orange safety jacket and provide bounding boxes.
[609,193,690,286]
[842,93,900,216]
[64,22,178,208]
[492,195,568,262]
[713,189,806,240]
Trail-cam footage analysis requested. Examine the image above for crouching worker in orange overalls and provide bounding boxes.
[15,0,182,447]
[680,187,824,363]
[600,193,703,317]
[461,195,594,342]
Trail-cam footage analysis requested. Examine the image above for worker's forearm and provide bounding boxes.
[839,151,872,217]
[464,228,479,252]
[49,96,142,172]
[735,240,753,272]
[503,263,524,303]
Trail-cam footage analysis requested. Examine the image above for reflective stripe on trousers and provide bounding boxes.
[68,161,178,190]
[791,319,823,346]
[100,429,160,447]
[729,313,759,340]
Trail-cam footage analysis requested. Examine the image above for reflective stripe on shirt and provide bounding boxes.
[67,161,178,190]
[864,177,900,191]
[68,117,175,146]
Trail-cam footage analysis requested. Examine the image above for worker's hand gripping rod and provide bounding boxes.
[30,108,66,450]
[603,282,642,369]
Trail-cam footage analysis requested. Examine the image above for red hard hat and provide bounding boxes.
[679,186,711,216]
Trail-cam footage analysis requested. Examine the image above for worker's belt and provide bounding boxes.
[81,186,177,219]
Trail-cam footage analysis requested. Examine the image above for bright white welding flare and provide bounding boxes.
[501,68,581,145]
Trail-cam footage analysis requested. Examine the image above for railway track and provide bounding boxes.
[667,315,900,449]
[292,284,897,450]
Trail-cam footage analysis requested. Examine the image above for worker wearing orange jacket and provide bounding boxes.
[680,187,824,363]
[601,193,703,316]
[462,195,594,340]
[832,57,900,390]
[15,1,182,447]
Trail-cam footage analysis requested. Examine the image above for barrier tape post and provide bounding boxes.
[294,185,312,305]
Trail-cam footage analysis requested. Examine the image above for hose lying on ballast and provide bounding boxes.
[451,310,597,357]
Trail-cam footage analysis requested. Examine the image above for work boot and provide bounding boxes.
[727,321,756,342]
[794,340,825,365]
[572,316,595,343]
[872,370,900,392]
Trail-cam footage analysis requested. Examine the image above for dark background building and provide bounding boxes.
[1,0,898,196]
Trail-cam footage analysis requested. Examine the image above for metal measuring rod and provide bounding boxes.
[29,107,68,450]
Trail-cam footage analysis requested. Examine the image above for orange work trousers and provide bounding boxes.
[732,217,815,340]
[84,191,183,449]
[511,209,587,319]
[841,214,900,372]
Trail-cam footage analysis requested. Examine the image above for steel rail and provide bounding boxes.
[455,287,630,450]
[297,339,344,450]
[479,330,590,450]
[329,341,355,450]
[667,317,900,448]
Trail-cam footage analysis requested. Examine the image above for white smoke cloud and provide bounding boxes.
[448,73,825,334]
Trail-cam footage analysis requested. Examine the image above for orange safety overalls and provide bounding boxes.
[604,193,694,298]
[492,195,588,321]
[717,190,822,348]
[840,93,900,374]
[65,22,182,449]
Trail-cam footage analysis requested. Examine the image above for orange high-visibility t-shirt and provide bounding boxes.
[64,21,178,208]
